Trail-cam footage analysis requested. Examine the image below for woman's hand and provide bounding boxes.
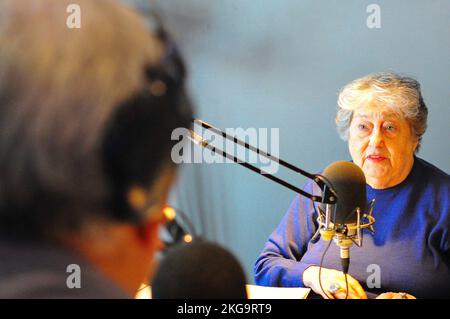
[302,266,368,299]
[376,292,416,299]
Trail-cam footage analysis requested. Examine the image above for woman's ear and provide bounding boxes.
[411,135,420,154]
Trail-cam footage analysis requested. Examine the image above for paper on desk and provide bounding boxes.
[135,284,311,299]
[246,284,310,299]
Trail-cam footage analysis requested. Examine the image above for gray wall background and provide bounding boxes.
[132,0,450,283]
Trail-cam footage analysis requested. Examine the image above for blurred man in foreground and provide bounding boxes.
[0,0,191,298]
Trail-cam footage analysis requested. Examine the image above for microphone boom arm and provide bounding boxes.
[189,119,337,204]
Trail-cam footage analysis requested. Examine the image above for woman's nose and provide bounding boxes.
[368,128,384,148]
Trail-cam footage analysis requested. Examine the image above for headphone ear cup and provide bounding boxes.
[101,18,194,223]
[101,75,193,223]
[176,89,194,129]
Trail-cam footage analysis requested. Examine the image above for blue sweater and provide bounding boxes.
[254,157,450,298]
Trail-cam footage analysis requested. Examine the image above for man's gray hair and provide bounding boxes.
[335,72,428,153]
[0,0,163,240]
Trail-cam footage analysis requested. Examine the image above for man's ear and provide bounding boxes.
[136,218,163,250]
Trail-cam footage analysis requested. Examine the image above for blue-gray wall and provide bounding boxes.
[140,0,450,282]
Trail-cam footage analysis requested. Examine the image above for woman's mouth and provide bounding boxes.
[366,155,386,163]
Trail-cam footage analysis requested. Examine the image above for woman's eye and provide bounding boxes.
[358,124,368,130]
[385,124,396,131]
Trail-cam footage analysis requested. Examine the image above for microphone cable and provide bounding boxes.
[317,239,349,299]
[318,238,332,298]
[311,191,349,299]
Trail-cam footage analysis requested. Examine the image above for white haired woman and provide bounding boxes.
[254,72,450,299]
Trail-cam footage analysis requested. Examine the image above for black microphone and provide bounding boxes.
[322,161,367,224]
[151,240,248,299]
[317,161,375,274]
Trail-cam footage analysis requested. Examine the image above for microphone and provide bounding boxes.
[151,240,248,299]
[315,161,375,274]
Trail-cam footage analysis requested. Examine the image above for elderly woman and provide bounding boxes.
[254,72,450,299]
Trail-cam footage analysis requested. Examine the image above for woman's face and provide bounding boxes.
[348,103,418,189]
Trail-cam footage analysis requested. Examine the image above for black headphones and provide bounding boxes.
[101,13,193,223]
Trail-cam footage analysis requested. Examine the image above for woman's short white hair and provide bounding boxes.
[336,72,428,153]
